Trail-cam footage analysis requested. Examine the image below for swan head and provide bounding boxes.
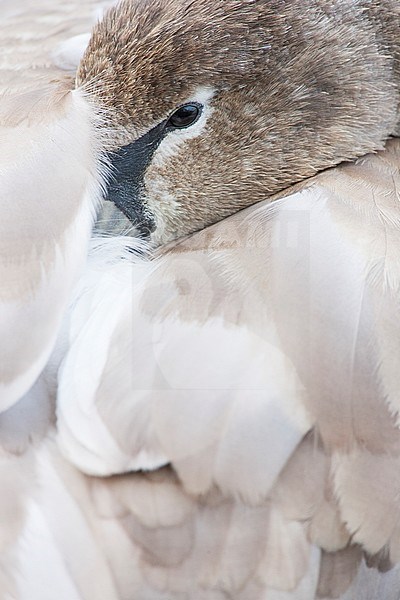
[77,0,399,244]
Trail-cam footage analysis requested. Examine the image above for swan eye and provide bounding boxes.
[167,103,202,129]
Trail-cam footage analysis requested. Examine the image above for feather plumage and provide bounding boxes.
[51,138,400,598]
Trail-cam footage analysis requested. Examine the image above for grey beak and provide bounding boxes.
[105,120,168,236]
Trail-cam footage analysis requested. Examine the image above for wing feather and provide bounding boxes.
[54,139,400,598]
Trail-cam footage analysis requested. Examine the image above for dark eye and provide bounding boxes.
[167,103,202,129]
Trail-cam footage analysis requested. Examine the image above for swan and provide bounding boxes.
[1,1,400,598]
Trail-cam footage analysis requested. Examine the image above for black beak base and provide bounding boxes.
[104,120,168,237]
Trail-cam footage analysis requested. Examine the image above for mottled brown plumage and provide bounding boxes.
[78,0,400,242]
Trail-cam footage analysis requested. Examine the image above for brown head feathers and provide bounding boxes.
[78,0,400,243]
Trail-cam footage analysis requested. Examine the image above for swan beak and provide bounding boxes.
[105,121,167,236]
